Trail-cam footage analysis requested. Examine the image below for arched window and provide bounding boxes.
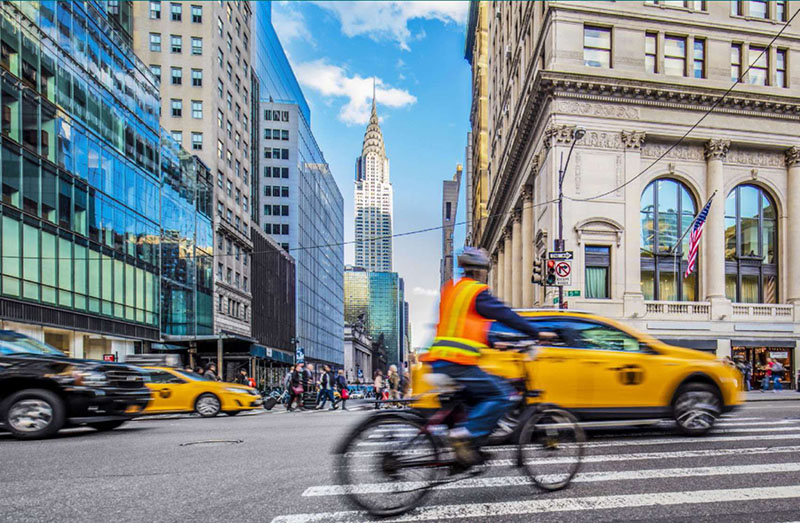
[640,179,698,301]
[724,185,777,303]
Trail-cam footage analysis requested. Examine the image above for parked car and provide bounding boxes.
[141,366,263,417]
[0,331,151,440]
[412,310,743,436]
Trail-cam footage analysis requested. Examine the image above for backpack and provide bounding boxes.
[772,361,784,373]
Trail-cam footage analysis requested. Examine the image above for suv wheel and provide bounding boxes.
[673,382,721,436]
[195,393,221,417]
[88,420,127,432]
[2,389,65,440]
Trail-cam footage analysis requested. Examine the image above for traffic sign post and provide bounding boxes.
[547,251,573,287]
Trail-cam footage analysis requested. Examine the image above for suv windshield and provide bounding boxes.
[0,332,66,357]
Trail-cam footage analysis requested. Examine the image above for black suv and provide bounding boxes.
[0,331,152,439]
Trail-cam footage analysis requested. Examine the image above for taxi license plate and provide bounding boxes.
[125,405,142,414]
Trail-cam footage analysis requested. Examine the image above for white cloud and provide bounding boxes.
[412,287,439,297]
[315,1,469,50]
[294,60,417,125]
[272,3,313,45]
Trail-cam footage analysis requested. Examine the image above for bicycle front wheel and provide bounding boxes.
[517,408,584,491]
[337,414,442,516]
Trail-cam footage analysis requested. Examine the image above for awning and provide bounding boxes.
[151,343,188,351]
[250,344,294,364]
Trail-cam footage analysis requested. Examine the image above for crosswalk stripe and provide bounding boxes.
[274,485,800,522]
[303,462,800,497]
[716,420,795,426]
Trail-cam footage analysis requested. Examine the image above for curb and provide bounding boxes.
[745,393,800,403]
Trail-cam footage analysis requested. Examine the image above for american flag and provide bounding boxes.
[685,194,715,279]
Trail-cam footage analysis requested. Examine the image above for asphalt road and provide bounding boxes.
[1,400,800,523]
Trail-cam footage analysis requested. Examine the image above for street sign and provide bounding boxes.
[554,261,572,286]
[295,347,305,364]
[567,290,581,297]
[102,354,115,362]
[547,251,572,287]
[548,251,573,260]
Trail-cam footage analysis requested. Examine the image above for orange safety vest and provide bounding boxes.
[421,278,490,366]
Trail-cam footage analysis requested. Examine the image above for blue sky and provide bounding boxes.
[271,1,471,346]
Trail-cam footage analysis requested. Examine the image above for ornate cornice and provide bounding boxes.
[704,139,730,160]
[785,146,800,168]
[621,130,646,149]
[543,124,576,150]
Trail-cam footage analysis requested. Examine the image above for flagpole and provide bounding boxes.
[667,190,718,257]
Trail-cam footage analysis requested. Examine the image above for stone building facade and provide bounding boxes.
[468,0,800,385]
[441,165,462,287]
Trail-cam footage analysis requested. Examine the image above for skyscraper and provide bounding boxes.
[355,83,393,272]
[441,165,462,287]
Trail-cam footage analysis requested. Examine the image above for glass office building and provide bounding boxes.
[254,2,344,365]
[160,134,213,337]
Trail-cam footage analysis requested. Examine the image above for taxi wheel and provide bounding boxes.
[224,410,241,416]
[673,382,721,436]
[195,393,221,417]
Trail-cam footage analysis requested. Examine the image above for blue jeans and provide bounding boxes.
[430,360,515,441]
[317,388,335,408]
[773,375,783,391]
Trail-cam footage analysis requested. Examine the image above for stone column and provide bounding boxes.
[504,226,513,303]
[511,209,523,308]
[521,187,535,308]
[785,147,800,304]
[496,242,505,301]
[621,131,647,317]
[490,252,499,293]
[704,139,729,302]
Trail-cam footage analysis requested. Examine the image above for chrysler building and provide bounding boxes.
[355,83,393,271]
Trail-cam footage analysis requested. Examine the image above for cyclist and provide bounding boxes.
[420,247,552,470]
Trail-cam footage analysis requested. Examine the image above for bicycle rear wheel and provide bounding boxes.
[337,414,442,516]
[517,408,584,491]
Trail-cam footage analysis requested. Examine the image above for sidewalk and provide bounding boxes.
[745,389,800,402]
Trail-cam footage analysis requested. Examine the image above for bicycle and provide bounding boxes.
[335,341,585,517]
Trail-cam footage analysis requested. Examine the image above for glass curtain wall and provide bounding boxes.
[0,2,161,328]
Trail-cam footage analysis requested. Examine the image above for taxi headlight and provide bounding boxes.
[225,387,250,394]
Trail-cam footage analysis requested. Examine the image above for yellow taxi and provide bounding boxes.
[141,366,262,417]
[413,310,743,436]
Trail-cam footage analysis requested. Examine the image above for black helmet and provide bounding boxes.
[457,247,490,270]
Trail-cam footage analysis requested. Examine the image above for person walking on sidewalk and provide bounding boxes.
[316,365,337,410]
[771,359,785,392]
[373,370,384,409]
[287,363,305,412]
[761,358,774,392]
[388,365,401,407]
[335,369,349,411]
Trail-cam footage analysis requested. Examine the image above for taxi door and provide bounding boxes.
[571,321,661,409]
[145,369,191,412]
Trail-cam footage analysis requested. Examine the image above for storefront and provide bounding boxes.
[732,343,795,389]
[250,344,295,390]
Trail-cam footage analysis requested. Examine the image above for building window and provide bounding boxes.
[191,5,203,23]
[282,111,289,122]
[191,37,203,55]
[170,2,181,21]
[264,205,271,216]
[264,167,272,178]
[445,202,452,220]
[776,49,788,87]
[170,130,182,143]
[150,2,161,19]
[640,178,698,301]
[170,67,182,85]
[281,187,289,198]
[281,224,289,235]
[647,0,705,8]
[217,172,224,188]
[749,46,769,86]
[191,69,203,86]
[191,100,203,119]
[226,268,232,284]
[149,33,161,52]
[725,185,777,303]
[731,0,743,16]
[170,35,182,53]
[693,38,705,78]
[217,140,224,159]
[281,130,289,141]
[282,167,289,179]
[585,246,610,299]
[171,99,182,117]
[191,132,203,150]
[749,0,768,18]
[243,196,248,212]
[731,43,743,82]
[217,17,224,37]
[243,277,248,292]
[645,32,658,73]
[217,263,223,279]
[264,110,272,121]
[281,205,289,216]
[217,110,224,128]
[584,26,611,68]
[150,64,161,82]
[776,0,787,21]
[226,180,232,197]
[264,186,272,197]
[664,35,686,77]
[281,149,289,160]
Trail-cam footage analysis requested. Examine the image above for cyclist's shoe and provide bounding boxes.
[450,437,486,474]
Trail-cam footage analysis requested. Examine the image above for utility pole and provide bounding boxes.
[555,127,585,310]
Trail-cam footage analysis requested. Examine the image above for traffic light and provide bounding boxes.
[531,258,544,286]
[546,259,557,286]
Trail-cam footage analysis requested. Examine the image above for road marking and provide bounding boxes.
[716,420,795,426]
[274,485,800,523]
[303,462,800,497]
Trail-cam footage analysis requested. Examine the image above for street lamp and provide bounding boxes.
[556,127,585,310]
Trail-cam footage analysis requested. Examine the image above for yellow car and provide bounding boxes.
[141,367,263,417]
[413,310,743,436]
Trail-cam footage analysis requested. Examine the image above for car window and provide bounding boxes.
[149,370,185,384]
[488,319,581,348]
[560,319,643,352]
[0,333,65,356]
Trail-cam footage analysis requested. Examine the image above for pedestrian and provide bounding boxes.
[373,370,384,409]
[205,363,220,382]
[316,365,336,410]
[772,359,785,392]
[761,358,774,392]
[388,365,401,407]
[235,368,248,385]
[743,359,753,392]
[184,366,194,373]
[287,363,305,412]
[401,370,411,399]
[195,366,205,377]
[335,369,349,411]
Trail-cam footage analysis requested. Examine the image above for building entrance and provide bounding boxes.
[733,346,794,390]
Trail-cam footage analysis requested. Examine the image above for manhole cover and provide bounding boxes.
[180,439,243,447]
